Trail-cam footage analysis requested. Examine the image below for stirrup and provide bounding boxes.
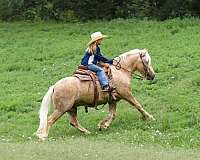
[102,89,110,92]
[102,86,110,92]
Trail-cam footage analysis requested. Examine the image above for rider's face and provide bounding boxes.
[97,39,103,45]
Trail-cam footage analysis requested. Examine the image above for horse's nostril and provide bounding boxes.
[152,74,155,79]
[147,74,155,80]
[150,74,155,80]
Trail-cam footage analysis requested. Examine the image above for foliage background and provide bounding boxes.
[0,0,200,21]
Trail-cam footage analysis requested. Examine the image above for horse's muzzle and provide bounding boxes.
[147,74,155,80]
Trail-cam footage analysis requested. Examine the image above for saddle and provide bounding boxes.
[74,63,112,81]
[73,63,114,109]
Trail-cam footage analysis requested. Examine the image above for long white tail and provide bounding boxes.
[37,85,54,136]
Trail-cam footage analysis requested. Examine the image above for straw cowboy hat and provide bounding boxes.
[88,32,108,46]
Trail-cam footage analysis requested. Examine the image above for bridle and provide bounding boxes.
[139,53,149,78]
[113,53,149,80]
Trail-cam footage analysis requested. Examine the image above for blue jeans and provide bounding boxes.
[87,64,108,88]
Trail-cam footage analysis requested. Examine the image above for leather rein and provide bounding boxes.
[112,53,148,80]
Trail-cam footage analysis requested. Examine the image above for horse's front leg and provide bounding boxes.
[99,101,117,130]
[124,92,155,120]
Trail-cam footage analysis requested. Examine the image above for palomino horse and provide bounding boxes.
[36,49,155,139]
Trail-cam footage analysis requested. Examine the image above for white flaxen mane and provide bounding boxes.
[144,51,151,65]
[118,49,151,65]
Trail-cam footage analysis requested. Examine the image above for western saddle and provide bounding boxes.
[73,63,116,110]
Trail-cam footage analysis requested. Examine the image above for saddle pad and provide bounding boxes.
[74,74,98,81]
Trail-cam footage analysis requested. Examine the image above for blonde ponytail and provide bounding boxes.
[86,42,97,54]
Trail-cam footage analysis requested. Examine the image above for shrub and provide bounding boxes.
[0,0,199,21]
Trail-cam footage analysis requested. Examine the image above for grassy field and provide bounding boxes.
[0,138,200,160]
[0,18,200,159]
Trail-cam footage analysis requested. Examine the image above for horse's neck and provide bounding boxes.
[110,61,132,86]
[111,52,137,85]
[110,50,140,85]
[118,52,138,72]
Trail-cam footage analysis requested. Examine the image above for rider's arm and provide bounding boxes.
[96,46,113,64]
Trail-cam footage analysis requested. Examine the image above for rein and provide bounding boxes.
[112,56,144,80]
[139,53,148,78]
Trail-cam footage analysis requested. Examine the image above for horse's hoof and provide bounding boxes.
[35,133,48,140]
[151,117,156,121]
[143,114,155,121]
[81,129,91,134]
[39,137,47,141]
[99,124,109,131]
[84,130,91,134]
[148,115,156,121]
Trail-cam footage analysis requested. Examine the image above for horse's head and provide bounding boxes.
[136,49,155,80]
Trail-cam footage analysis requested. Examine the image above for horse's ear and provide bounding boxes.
[142,48,148,53]
[140,52,146,57]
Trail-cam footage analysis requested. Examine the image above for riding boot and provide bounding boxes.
[102,85,110,92]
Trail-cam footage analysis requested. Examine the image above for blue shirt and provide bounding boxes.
[81,46,113,66]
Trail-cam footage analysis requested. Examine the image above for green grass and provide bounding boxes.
[0,18,200,159]
[1,138,200,160]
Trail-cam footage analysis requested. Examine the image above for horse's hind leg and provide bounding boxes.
[40,109,64,138]
[48,109,65,127]
[46,99,74,138]
[36,109,64,140]
[68,107,91,134]
[99,101,117,130]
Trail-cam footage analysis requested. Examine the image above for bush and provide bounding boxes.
[0,0,199,21]
[0,0,24,21]
[58,10,78,22]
